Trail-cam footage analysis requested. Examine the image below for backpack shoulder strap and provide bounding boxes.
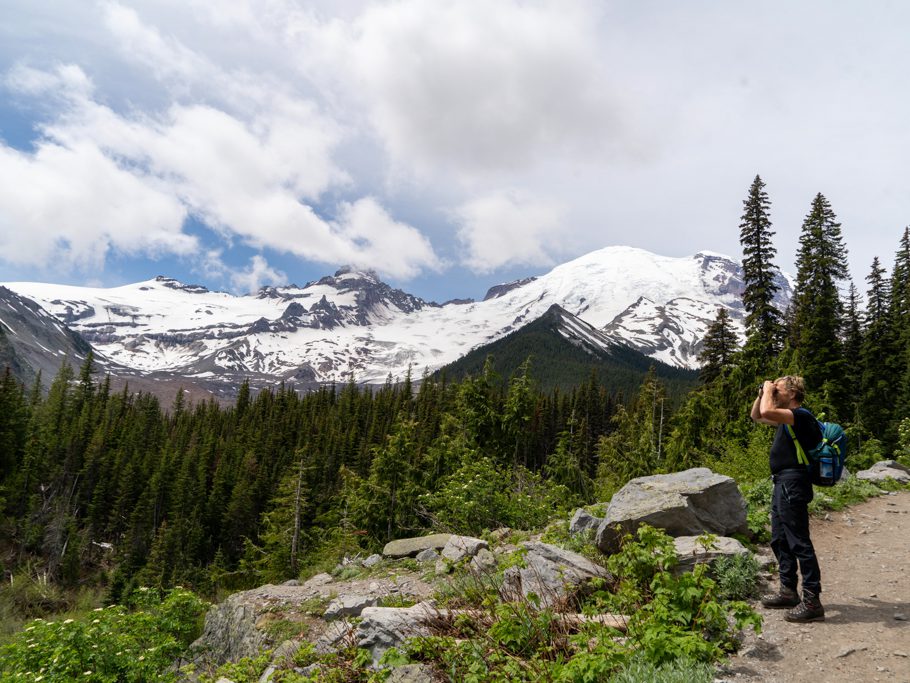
[785,424,811,466]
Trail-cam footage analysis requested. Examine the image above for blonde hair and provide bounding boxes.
[776,375,806,404]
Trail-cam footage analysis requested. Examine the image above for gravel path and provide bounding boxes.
[726,490,910,682]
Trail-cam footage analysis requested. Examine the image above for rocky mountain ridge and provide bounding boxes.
[2,246,792,392]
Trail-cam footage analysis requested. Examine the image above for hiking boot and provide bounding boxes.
[785,598,825,623]
[761,585,800,609]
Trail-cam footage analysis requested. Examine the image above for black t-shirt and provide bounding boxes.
[769,407,823,475]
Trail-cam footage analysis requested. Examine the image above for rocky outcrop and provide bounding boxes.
[856,460,910,484]
[595,468,748,554]
[383,534,452,559]
[356,602,438,664]
[323,594,381,620]
[440,535,488,562]
[501,541,610,608]
[569,508,602,535]
[672,535,749,573]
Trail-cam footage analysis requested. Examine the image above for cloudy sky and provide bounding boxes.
[1,1,908,302]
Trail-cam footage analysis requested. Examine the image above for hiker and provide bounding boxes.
[750,375,825,623]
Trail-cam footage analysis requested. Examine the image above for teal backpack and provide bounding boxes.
[786,420,848,487]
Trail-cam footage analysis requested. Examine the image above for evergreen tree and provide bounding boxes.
[738,175,785,373]
[791,193,850,415]
[860,257,897,440]
[595,368,668,497]
[890,227,910,421]
[699,307,739,384]
[842,281,864,427]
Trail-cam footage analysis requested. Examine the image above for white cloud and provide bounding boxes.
[455,191,564,273]
[0,132,192,271]
[334,197,442,279]
[230,254,286,293]
[306,0,621,177]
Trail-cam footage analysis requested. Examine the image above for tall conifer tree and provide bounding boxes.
[860,257,896,439]
[791,193,849,413]
[699,307,738,384]
[738,175,784,374]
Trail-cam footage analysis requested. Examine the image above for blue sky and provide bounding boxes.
[2,1,909,303]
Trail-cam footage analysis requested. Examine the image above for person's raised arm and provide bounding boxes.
[751,386,776,425]
[759,380,795,425]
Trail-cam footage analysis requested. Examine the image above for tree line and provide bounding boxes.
[2,173,908,603]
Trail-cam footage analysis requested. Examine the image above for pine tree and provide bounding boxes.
[890,227,910,421]
[842,281,864,427]
[699,307,739,384]
[791,193,850,414]
[738,175,785,373]
[860,257,897,439]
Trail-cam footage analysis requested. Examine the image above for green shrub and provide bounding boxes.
[611,654,715,683]
[712,553,761,601]
[0,587,208,682]
[740,478,772,543]
[808,476,881,514]
[421,456,571,535]
[852,438,886,471]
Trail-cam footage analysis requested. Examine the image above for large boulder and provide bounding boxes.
[323,594,381,620]
[383,534,452,559]
[356,602,437,664]
[501,542,610,609]
[672,535,750,573]
[569,508,602,535]
[856,460,910,484]
[441,535,488,562]
[595,468,748,554]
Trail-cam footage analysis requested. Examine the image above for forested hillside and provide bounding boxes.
[2,177,910,667]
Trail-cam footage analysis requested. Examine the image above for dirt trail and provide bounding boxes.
[727,490,910,682]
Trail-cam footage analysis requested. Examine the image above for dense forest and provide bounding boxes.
[2,175,910,614]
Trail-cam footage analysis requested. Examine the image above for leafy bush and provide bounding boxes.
[591,525,761,664]
[740,478,772,542]
[712,553,761,601]
[421,456,572,535]
[808,476,881,513]
[0,587,208,682]
[852,438,886,471]
[611,654,715,683]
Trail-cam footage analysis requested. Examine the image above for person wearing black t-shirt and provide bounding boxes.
[750,375,825,623]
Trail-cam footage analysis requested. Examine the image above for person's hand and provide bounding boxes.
[763,380,775,396]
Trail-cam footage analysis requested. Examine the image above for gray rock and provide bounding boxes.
[257,665,277,683]
[434,558,450,575]
[500,566,523,601]
[323,594,381,620]
[594,468,748,554]
[506,542,610,608]
[387,663,437,682]
[383,534,453,559]
[470,548,497,572]
[569,508,602,535]
[490,527,511,542]
[362,553,382,568]
[314,620,353,654]
[281,579,300,586]
[216,678,236,683]
[356,603,436,663]
[302,573,334,590]
[189,592,271,664]
[441,535,488,562]
[415,547,439,563]
[856,461,910,484]
[672,535,749,572]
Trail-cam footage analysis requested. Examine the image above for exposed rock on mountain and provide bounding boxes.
[2,247,792,394]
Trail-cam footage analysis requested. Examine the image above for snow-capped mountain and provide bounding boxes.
[2,247,792,388]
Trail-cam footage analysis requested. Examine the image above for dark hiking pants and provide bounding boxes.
[770,470,821,598]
